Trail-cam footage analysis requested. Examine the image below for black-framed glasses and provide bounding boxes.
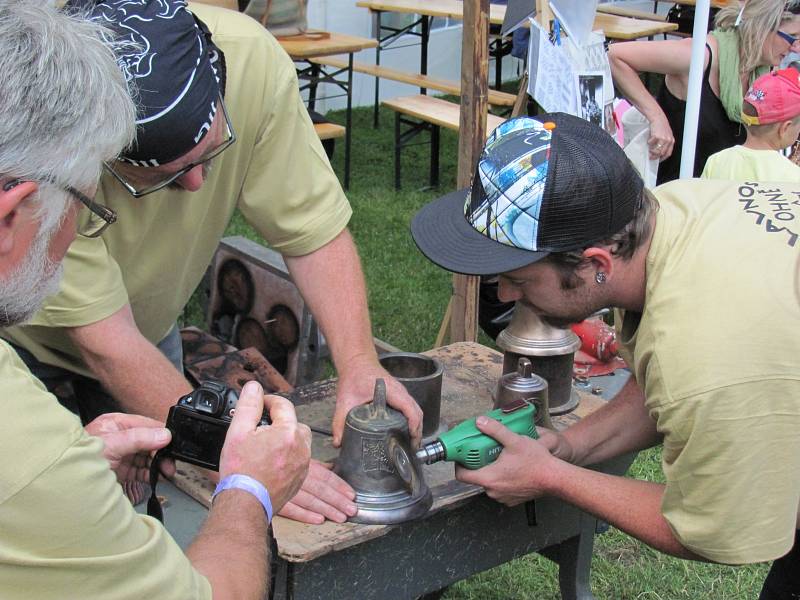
[104,94,236,198]
[2,178,116,238]
[777,29,799,46]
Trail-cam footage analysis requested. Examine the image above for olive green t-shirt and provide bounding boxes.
[2,4,351,377]
[617,178,800,564]
[0,340,212,598]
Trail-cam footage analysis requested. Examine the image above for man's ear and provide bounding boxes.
[0,181,39,256]
[582,246,614,280]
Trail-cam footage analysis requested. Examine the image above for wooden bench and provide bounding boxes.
[382,94,506,189]
[309,56,517,108]
[596,4,667,21]
[313,122,346,140]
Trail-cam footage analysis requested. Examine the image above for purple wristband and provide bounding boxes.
[212,474,273,522]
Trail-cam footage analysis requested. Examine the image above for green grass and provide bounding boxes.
[197,96,768,599]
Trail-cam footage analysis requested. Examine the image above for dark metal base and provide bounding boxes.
[550,388,581,416]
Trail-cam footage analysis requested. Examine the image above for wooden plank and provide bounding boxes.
[381,95,505,134]
[593,13,678,39]
[450,0,488,345]
[667,0,736,7]
[511,72,529,118]
[596,3,667,21]
[356,0,478,20]
[309,56,517,106]
[356,0,679,40]
[536,0,554,29]
[278,31,377,59]
[313,122,346,140]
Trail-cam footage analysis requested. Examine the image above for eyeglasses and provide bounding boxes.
[104,95,237,198]
[777,29,799,46]
[2,178,117,238]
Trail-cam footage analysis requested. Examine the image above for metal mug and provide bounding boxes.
[378,352,444,439]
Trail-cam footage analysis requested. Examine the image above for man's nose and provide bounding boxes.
[175,164,205,192]
[497,278,522,303]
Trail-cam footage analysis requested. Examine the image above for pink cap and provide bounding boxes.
[741,67,800,125]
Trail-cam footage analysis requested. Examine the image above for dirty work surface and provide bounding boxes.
[171,342,604,562]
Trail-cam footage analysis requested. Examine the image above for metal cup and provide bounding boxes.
[378,352,444,439]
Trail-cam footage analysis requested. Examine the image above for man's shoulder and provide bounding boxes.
[0,340,84,504]
[189,3,273,44]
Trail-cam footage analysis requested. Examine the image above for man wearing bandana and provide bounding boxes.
[1,0,420,525]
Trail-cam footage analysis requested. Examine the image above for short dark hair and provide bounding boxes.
[542,188,659,290]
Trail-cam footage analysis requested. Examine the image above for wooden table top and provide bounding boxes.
[356,0,678,40]
[172,342,607,563]
[662,0,736,6]
[278,30,377,59]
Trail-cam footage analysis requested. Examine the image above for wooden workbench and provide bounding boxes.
[172,342,634,599]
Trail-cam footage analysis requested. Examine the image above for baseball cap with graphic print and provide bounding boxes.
[410,113,643,276]
[741,67,800,126]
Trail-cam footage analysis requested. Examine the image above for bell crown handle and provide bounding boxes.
[369,378,388,418]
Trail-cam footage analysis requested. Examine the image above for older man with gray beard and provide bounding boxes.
[0,3,310,598]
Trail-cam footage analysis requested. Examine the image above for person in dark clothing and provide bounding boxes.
[609,0,800,183]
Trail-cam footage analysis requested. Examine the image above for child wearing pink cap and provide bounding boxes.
[702,67,800,180]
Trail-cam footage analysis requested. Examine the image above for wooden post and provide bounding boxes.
[448,0,490,343]
[535,0,554,29]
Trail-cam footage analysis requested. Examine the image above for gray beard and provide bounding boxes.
[0,226,63,327]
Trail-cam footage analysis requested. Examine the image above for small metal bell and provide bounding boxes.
[494,358,554,429]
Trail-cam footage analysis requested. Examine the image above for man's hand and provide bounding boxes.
[536,427,577,463]
[455,416,566,506]
[220,381,311,513]
[278,459,357,524]
[85,412,174,485]
[332,354,423,448]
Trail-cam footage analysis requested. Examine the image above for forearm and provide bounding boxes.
[68,306,192,421]
[562,377,661,466]
[285,229,377,373]
[608,47,667,123]
[545,463,704,561]
[187,490,270,600]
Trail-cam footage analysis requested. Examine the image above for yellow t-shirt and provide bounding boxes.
[616,179,800,564]
[1,4,352,377]
[701,145,800,182]
[0,340,212,599]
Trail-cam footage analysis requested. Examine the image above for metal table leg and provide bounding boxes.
[373,10,382,128]
[345,53,354,190]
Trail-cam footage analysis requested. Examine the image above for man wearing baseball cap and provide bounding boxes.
[412,113,800,597]
[703,67,800,180]
[1,0,420,524]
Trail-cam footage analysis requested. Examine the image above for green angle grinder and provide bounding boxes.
[414,398,537,469]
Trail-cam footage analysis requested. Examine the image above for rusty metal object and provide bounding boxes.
[206,237,328,386]
[234,306,300,376]
[187,347,293,394]
[181,326,237,365]
[217,258,254,314]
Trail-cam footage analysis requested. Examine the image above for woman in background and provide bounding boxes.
[609,0,800,183]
